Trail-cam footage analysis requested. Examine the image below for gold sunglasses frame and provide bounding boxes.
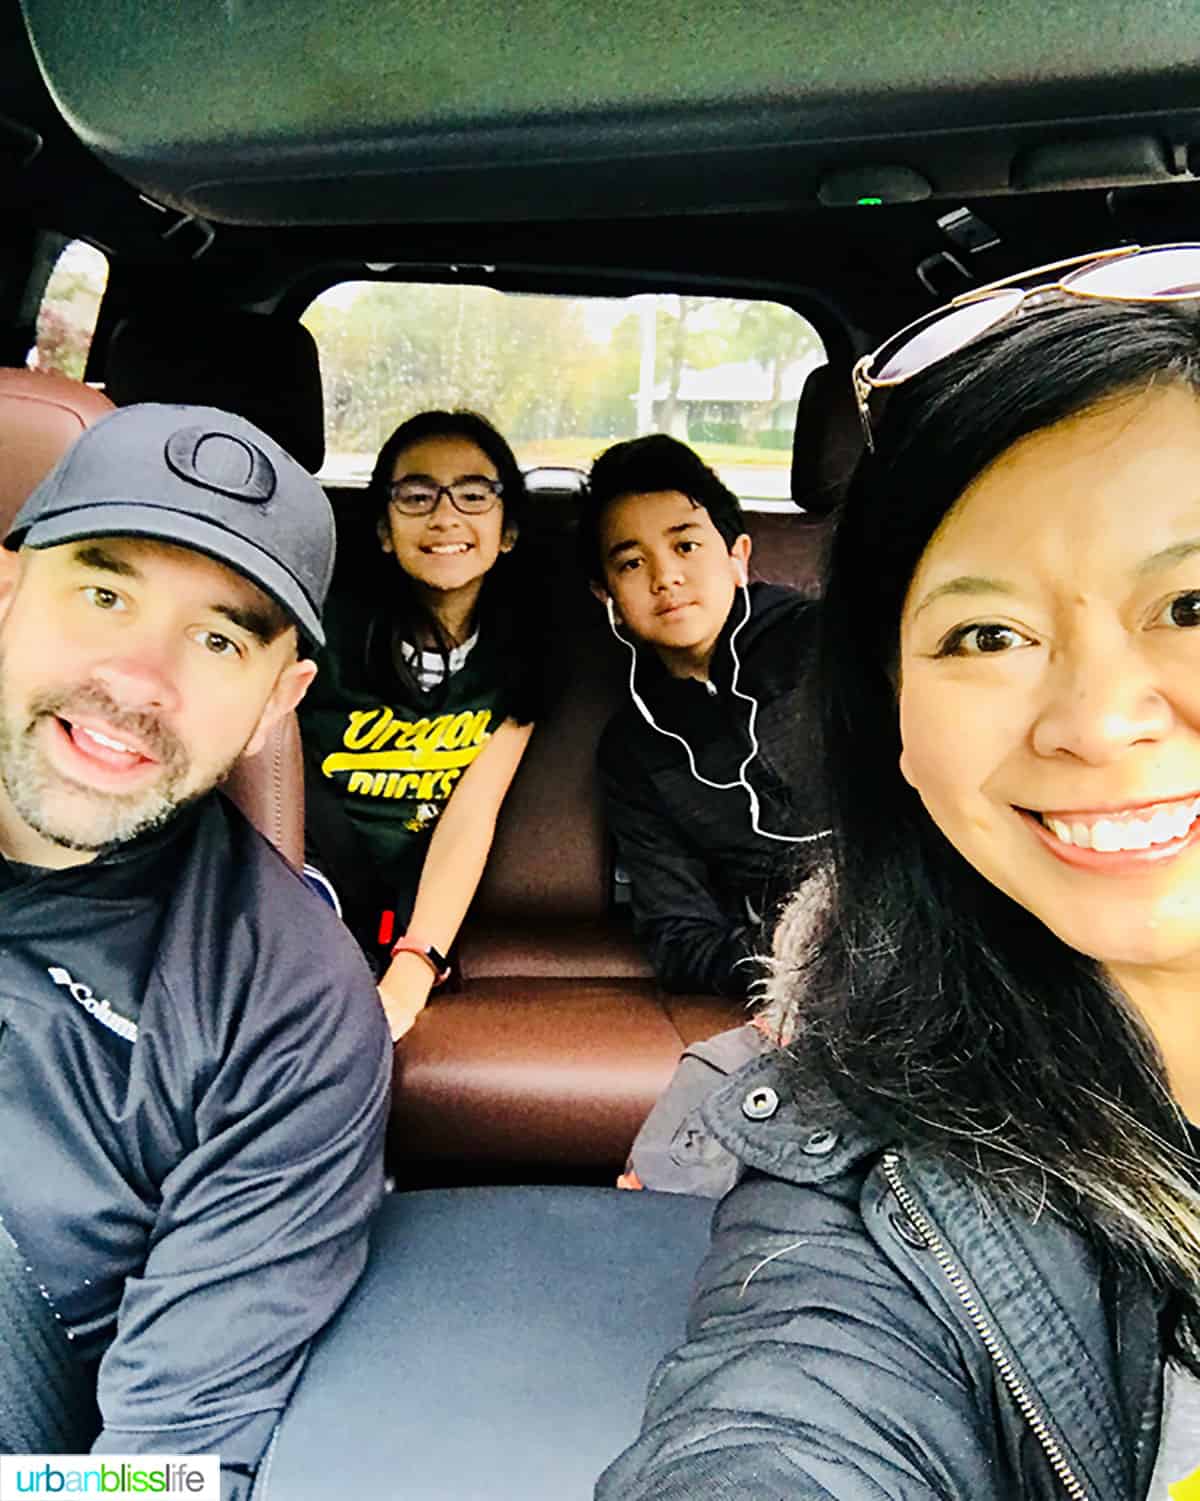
[851,243,1200,450]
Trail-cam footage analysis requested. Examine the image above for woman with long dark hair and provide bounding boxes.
[599,246,1200,1500]
[300,409,550,1040]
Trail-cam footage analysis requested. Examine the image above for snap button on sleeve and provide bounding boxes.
[801,1128,839,1156]
[741,1085,780,1121]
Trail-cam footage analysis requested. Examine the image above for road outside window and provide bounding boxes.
[302,284,824,507]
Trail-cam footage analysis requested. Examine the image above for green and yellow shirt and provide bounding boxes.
[299,596,508,912]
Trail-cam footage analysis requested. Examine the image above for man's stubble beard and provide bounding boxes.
[0,656,244,853]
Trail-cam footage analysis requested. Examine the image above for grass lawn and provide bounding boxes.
[514,436,791,471]
[322,435,792,489]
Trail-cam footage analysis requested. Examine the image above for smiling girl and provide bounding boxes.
[601,248,1200,1501]
[300,410,551,1040]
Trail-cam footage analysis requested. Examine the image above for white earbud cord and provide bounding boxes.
[607,586,831,845]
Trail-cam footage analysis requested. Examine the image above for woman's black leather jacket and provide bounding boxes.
[598,1055,1167,1501]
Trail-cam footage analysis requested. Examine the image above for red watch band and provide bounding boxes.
[390,936,452,986]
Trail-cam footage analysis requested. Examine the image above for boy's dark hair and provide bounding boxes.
[580,434,746,583]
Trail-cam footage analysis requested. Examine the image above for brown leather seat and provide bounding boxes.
[0,366,304,866]
[391,540,745,1174]
[222,717,305,868]
[0,368,114,519]
[389,500,833,1179]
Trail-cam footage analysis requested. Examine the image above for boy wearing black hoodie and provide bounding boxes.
[582,435,826,998]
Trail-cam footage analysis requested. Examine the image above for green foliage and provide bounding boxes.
[690,417,741,444]
[34,255,107,380]
[303,282,821,469]
[305,283,641,458]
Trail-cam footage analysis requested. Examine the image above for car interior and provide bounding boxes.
[7,0,1200,1493]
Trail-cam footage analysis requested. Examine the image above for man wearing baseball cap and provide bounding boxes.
[0,405,390,1497]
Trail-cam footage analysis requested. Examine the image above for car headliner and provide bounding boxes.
[5,1,1200,354]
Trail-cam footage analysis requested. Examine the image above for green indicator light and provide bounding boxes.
[857,196,884,205]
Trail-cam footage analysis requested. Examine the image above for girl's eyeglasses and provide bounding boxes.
[852,243,1200,450]
[388,476,504,516]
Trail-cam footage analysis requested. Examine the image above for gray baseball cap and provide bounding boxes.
[5,402,334,649]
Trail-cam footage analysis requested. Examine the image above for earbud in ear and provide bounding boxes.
[734,561,748,587]
[605,595,617,626]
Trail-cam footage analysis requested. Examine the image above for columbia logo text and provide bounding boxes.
[47,966,138,1044]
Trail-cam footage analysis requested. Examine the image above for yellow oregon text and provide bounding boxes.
[1169,1464,1200,1499]
[340,706,492,755]
[322,745,481,775]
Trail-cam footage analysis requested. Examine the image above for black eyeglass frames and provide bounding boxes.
[387,476,504,516]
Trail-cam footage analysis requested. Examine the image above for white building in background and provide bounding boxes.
[649,352,826,442]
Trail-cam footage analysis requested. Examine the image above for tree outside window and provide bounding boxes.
[30,240,109,380]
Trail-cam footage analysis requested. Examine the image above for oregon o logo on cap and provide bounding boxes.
[164,426,277,504]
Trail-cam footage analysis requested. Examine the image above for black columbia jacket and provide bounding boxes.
[597,584,825,996]
[0,793,391,1499]
[598,1054,1166,1500]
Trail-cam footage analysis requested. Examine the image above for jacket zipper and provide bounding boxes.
[880,1151,1089,1500]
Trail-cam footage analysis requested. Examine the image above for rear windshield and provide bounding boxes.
[302,283,824,507]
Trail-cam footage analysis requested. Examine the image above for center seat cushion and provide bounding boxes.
[259,1185,715,1500]
[384,491,832,1178]
[393,979,740,1167]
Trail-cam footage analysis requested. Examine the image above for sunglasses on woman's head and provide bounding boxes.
[852,243,1200,450]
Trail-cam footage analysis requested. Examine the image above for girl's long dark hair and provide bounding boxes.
[355,409,546,723]
[767,297,1200,1363]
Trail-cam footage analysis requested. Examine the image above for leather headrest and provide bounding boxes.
[103,307,325,474]
[0,368,114,529]
[790,362,863,516]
